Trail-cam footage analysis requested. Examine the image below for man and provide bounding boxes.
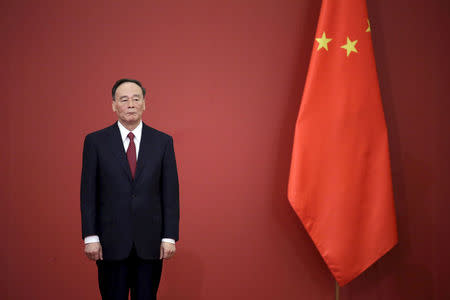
[80,78,179,300]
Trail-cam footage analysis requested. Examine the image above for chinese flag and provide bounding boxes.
[288,0,398,286]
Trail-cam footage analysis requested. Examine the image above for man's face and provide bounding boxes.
[112,82,146,126]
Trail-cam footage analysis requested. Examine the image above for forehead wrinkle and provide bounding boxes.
[117,91,142,99]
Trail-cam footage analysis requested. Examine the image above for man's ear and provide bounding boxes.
[112,100,117,112]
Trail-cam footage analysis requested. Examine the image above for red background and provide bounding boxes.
[1,0,449,299]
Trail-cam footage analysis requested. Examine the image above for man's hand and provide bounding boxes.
[160,242,176,260]
[85,242,103,261]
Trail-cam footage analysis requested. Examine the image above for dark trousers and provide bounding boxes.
[96,246,163,300]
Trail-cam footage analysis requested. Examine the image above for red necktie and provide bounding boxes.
[127,132,136,179]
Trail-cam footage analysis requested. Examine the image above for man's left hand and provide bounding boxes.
[160,242,176,260]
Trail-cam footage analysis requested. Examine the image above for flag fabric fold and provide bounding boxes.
[288,0,398,286]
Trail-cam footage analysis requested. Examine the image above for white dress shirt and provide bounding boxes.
[84,121,175,245]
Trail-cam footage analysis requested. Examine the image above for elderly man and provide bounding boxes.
[80,78,179,300]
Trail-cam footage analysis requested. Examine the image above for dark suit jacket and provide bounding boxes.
[80,122,179,260]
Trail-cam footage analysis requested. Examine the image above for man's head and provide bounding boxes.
[112,78,146,127]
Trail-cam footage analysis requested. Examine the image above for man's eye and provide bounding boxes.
[133,98,140,101]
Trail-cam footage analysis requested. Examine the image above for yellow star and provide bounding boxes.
[315,32,332,51]
[341,37,358,57]
[366,19,371,32]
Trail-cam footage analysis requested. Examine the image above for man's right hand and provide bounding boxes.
[84,242,103,261]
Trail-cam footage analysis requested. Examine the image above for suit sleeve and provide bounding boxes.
[161,136,180,241]
[80,134,98,240]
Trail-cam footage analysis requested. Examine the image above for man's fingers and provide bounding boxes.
[85,250,93,260]
[164,247,175,259]
[95,247,102,261]
[84,242,102,261]
[159,242,176,260]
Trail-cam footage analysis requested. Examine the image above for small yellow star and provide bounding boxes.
[341,37,358,57]
[366,19,371,32]
[315,32,332,51]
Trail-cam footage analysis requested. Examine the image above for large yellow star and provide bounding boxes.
[315,32,332,51]
[366,19,371,32]
[341,37,358,57]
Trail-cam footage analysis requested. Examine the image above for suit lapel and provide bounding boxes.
[109,123,133,182]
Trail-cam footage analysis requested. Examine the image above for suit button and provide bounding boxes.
[132,194,136,198]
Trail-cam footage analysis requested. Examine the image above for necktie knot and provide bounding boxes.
[128,132,135,140]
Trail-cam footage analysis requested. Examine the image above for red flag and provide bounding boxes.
[288,0,397,286]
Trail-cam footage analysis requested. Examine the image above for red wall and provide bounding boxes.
[1,0,448,299]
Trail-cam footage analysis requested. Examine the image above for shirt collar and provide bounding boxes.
[117,120,143,144]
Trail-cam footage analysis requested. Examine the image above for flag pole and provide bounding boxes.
[335,281,340,300]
